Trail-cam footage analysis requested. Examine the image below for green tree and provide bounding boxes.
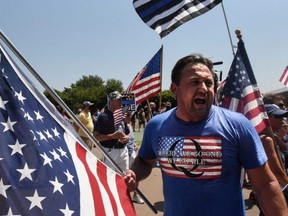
[44,75,125,114]
[105,79,124,94]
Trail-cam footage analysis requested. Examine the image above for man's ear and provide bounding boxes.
[170,83,177,96]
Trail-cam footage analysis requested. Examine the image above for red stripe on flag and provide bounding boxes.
[115,175,136,216]
[75,142,106,215]
[132,75,161,91]
[279,67,288,85]
[75,142,136,216]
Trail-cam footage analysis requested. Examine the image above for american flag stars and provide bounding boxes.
[0,54,78,215]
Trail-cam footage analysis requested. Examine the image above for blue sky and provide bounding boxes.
[1,1,287,94]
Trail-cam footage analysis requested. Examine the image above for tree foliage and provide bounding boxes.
[44,74,177,115]
[45,75,124,113]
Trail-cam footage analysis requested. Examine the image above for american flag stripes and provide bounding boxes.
[0,45,135,215]
[133,0,222,38]
[279,66,288,87]
[219,39,269,133]
[113,108,123,128]
[127,47,162,105]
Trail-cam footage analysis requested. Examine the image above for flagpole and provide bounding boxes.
[0,30,158,214]
[158,45,164,111]
[221,2,235,56]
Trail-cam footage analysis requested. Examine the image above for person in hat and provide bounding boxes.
[250,104,288,214]
[263,104,288,180]
[76,101,95,149]
[93,91,130,172]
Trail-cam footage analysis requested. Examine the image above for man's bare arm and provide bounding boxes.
[247,162,288,216]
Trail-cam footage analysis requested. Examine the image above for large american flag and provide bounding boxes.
[133,0,222,38]
[158,136,222,179]
[219,39,269,133]
[279,66,288,87]
[127,47,162,105]
[0,45,135,215]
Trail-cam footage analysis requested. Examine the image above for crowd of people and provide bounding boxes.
[58,54,288,215]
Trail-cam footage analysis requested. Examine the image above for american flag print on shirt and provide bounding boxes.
[0,45,135,215]
[158,136,222,179]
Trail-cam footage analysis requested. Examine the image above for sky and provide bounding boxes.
[0,1,287,95]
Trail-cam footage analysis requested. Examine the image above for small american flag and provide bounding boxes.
[113,108,123,128]
[158,136,222,179]
[127,47,162,105]
[133,0,222,38]
[0,45,135,215]
[279,66,288,87]
[219,39,269,133]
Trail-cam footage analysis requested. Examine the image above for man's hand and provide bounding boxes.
[118,134,129,144]
[124,170,138,192]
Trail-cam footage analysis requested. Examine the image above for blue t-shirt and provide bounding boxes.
[139,105,267,216]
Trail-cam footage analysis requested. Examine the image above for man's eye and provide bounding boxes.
[190,81,199,86]
[205,81,213,87]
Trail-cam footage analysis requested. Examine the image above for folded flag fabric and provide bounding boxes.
[0,45,136,216]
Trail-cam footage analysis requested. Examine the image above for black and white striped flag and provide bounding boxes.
[133,0,222,38]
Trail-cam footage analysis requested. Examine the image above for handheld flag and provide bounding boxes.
[133,0,222,38]
[218,39,269,133]
[127,47,162,105]
[0,45,136,215]
[279,66,288,87]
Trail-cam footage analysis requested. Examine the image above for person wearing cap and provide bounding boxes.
[77,101,94,149]
[249,104,288,214]
[93,91,130,173]
[264,104,288,159]
[261,104,288,182]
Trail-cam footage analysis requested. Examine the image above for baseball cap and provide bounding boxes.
[264,104,288,117]
[108,91,123,100]
[83,101,94,106]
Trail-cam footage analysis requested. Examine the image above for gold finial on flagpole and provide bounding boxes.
[235,29,242,40]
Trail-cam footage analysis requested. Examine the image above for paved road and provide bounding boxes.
[132,129,260,216]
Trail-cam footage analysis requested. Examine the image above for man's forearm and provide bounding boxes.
[257,180,288,216]
[130,156,155,182]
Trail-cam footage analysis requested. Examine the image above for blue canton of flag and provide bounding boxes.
[0,47,81,215]
[0,45,135,215]
[158,137,183,158]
